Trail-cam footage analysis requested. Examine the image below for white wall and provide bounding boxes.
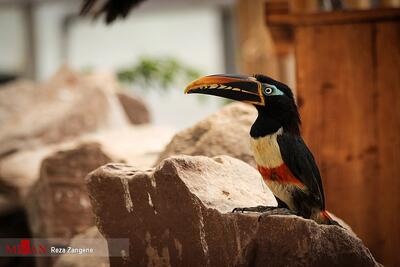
[0,6,26,74]
[68,6,224,72]
[66,4,226,129]
[34,1,77,80]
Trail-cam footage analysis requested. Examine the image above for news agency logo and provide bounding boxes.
[5,239,47,255]
[0,238,129,257]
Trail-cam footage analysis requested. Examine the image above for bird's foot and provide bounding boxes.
[257,208,298,222]
[232,205,278,213]
[232,206,297,222]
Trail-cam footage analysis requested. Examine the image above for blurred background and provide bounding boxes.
[0,0,399,266]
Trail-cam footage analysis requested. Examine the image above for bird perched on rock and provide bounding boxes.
[185,74,339,225]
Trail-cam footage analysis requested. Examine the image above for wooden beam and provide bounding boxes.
[235,0,279,78]
[289,0,320,13]
[266,7,400,26]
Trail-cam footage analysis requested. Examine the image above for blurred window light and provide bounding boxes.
[0,6,26,81]
[65,5,225,76]
[62,2,233,129]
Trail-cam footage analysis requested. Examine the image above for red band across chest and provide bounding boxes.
[257,164,305,187]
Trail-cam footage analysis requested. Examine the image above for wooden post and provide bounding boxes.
[236,0,296,87]
[344,0,374,9]
[235,0,279,78]
[22,1,36,79]
[266,8,400,267]
[289,0,320,13]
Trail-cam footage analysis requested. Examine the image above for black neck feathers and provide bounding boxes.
[250,114,281,138]
[250,105,301,138]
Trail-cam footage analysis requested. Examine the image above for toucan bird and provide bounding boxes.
[185,74,339,225]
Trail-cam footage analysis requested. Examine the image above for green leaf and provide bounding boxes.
[117,56,202,90]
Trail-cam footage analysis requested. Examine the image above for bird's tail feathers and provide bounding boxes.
[318,210,342,227]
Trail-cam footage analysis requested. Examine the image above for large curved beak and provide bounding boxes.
[184,74,265,106]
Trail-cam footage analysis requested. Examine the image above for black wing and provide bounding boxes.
[80,0,146,24]
[277,133,325,210]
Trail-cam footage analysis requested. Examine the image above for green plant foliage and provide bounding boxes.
[117,56,202,90]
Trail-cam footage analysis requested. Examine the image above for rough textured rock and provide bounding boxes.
[156,102,257,166]
[117,92,151,125]
[0,146,57,212]
[0,67,128,158]
[54,226,109,267]
[83,126,175,168]
[0,125,175,214]
[26,143,111,244]
[87,155,379,267]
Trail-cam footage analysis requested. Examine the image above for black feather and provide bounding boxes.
[251,74,301,136]
[80,0,96,15]
[277,133,325,210]
[80,0,146,24]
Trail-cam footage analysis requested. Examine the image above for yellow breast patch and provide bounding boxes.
[250,128,283,168]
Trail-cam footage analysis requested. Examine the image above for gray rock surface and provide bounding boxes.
[156,102,257,166]
[86,155,379,267]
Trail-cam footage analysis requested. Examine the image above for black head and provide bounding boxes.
[251,74,301,137]
[184,73,301,137]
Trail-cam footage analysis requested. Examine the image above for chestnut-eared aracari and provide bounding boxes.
[185,74,339,225]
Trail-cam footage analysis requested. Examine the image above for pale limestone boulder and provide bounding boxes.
[0,125,175,213]
[25,143,112,267]
[0,67,129,157]
[86,155,378,267]
[26,143,111,244]
[156,102,257,167]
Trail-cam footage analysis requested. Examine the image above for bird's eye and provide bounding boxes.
[264,87,273,95]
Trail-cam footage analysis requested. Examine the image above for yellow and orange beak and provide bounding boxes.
[184,74,265,106]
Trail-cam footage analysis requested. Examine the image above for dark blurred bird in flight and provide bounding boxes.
[80,0,146,23]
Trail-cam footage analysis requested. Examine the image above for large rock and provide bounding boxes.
[156,103,257,166]
[0,67,129,158]
[26,143,111,243]
[0,146,58,213]
[0,125,175,214]
[25,143,112,267]
[21,124,174,266]
[86,155,378,267]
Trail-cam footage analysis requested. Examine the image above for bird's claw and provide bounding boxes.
[232,207,245,213]
[257,208,298,222]
[232,206,298,223]
[232,205,277,213]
